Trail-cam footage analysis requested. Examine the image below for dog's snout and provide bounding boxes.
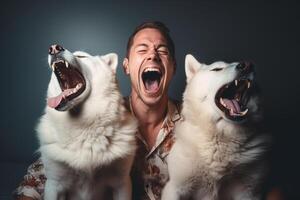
[236,62,254,74]
[49,44,65,55]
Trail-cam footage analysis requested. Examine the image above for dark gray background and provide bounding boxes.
[0,0,299,199]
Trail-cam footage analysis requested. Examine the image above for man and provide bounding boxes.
[15,21,181,200]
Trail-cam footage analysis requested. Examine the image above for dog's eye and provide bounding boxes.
[76,55,87,58]
[210,68,223,71]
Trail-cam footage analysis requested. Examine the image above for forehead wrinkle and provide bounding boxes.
[134,43,148,49]
[134,37,167,47]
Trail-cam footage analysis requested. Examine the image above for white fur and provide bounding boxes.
[162,54,269,200]
[38,49,137,200]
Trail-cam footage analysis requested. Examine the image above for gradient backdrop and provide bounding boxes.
[0,0,299,199]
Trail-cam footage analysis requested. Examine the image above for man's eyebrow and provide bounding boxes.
[134,43,169,50]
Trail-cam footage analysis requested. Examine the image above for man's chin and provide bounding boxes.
[139,91,166,107]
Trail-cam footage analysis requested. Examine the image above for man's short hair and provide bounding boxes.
[126,21,176,61]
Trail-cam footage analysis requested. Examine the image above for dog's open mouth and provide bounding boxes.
[215,79,251,121]
[142,68,162,93]
[47,60,86,110]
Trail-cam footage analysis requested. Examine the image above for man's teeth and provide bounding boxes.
[144,68,161,73]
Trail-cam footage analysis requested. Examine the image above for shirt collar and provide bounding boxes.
[127,97,181,158]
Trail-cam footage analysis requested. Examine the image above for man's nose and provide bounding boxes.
[48,44,65,55]
[147,50,161,62]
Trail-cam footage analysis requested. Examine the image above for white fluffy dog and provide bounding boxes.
[38,45,137,200]
[162,54,270,200]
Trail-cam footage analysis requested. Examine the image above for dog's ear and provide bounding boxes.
[102,53,118,73]
[185,54,202,83]
[74,51,91,57]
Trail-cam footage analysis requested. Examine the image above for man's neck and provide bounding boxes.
[130,92,168,148]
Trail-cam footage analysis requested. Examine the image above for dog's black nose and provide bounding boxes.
[49,44,64,55]
[236,62,254,74]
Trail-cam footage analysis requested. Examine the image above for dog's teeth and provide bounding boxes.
[51,63,55,71]
[76,83,82,89]
[240,108,249,116]
[235,80,238,86]
[65,62,69,68]
[247,81,251,89]
[220,98,226,107]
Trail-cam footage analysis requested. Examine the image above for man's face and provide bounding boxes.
[123,28,175,106]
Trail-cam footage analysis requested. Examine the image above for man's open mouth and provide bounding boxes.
[141,68,162,93]
[47,60,86,110]
[215,79,251,121]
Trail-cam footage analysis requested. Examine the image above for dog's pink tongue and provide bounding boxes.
[47,89,73,108]
[47,94,63,108]
[223,98,241,113]
[145,80,159,92]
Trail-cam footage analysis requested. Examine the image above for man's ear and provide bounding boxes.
[123,58,130,75]
[185,54,202,83]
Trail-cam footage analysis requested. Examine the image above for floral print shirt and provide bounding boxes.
[14,159,46,199]
[131,99,181,200]
[14,98,181,200]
